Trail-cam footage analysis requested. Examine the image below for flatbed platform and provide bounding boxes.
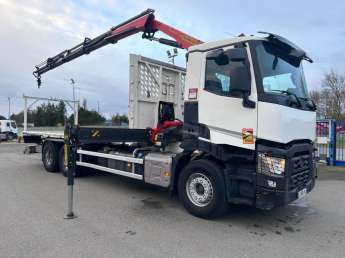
[23,130,64,139]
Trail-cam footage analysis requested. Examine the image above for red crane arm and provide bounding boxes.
[106,13,152,42]
[104,10,203,49]
[150,20,203,49]
[33,9,203,86]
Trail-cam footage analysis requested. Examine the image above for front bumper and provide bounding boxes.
[256,176,315,210]
[255,142,316,210]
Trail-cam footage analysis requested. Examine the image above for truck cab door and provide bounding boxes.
[6,122,10,132]
[198,45,258,150]
[10,121,18,134]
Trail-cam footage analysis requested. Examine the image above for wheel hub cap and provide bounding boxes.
[186,173,214,207]
[45,149,53,166]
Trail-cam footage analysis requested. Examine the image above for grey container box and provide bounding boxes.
[144,152,175,187]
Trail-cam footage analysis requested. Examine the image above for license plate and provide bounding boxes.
[298,188,307,199]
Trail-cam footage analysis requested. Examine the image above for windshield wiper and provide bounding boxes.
[269,90,302,107]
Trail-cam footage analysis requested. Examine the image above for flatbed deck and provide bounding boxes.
[23,130,64,138]
[22,130,64,144]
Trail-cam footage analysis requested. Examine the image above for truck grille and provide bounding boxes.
[291,170,310,188]
[289,153,312,189]
[291,154,310,173]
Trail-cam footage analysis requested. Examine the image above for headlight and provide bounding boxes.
[258,153,285,176]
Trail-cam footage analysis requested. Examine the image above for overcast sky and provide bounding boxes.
[0,0,344,118]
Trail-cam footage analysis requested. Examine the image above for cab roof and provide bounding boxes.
[188,33,312,63]
[188,35,262,52]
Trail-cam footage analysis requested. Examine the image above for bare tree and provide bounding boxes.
[321,70,345,120]
[310,89,323,118]
[311,70,345,120]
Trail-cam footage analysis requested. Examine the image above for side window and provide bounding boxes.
[205,58,231,95]
[204,49,247,97]
[6,122,10,127]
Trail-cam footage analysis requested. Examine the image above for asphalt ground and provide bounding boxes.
[0,142,345,258]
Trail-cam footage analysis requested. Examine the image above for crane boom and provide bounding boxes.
[33,9,203,86]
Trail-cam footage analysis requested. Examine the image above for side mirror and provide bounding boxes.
[206,47,247,65]
[206,49,229,66]
[229,66,251,93]
[225,47,247,61]
[227,47,250,94]
[229,66,256,108]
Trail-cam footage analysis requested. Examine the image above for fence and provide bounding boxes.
[315,120,330,163]
[335,120,345,165]
[315,119,345,166]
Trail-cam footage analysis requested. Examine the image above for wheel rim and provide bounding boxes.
[186,172,214,207]
[45,147,53,166]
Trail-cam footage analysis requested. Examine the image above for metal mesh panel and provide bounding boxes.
[181,74,186,99]
[129,54,186,129]
[180,74,186,115]
[138,63,160,99]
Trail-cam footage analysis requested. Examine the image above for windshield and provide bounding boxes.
[10,122,17,128]
[255,41,309,99]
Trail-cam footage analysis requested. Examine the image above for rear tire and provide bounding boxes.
[178,159,228,219]
[42,141,59,172]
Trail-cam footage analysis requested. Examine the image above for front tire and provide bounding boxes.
[7,132,14,141]
[178,159,228,219]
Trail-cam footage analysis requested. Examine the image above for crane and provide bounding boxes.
[33,9,203,87]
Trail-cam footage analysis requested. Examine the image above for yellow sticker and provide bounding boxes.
[63,144,68,167]
[91,129,100,138]
[242,128,254,144]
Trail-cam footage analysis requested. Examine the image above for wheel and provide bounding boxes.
[178,159,228,219]
[42,141,59,172]
[7,132,14,141]
[58,146,69,176]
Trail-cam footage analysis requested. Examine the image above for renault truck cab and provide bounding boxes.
[182,32,316,210]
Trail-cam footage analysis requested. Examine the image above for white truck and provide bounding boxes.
[0,120,18,141]
[26,9,317,219]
